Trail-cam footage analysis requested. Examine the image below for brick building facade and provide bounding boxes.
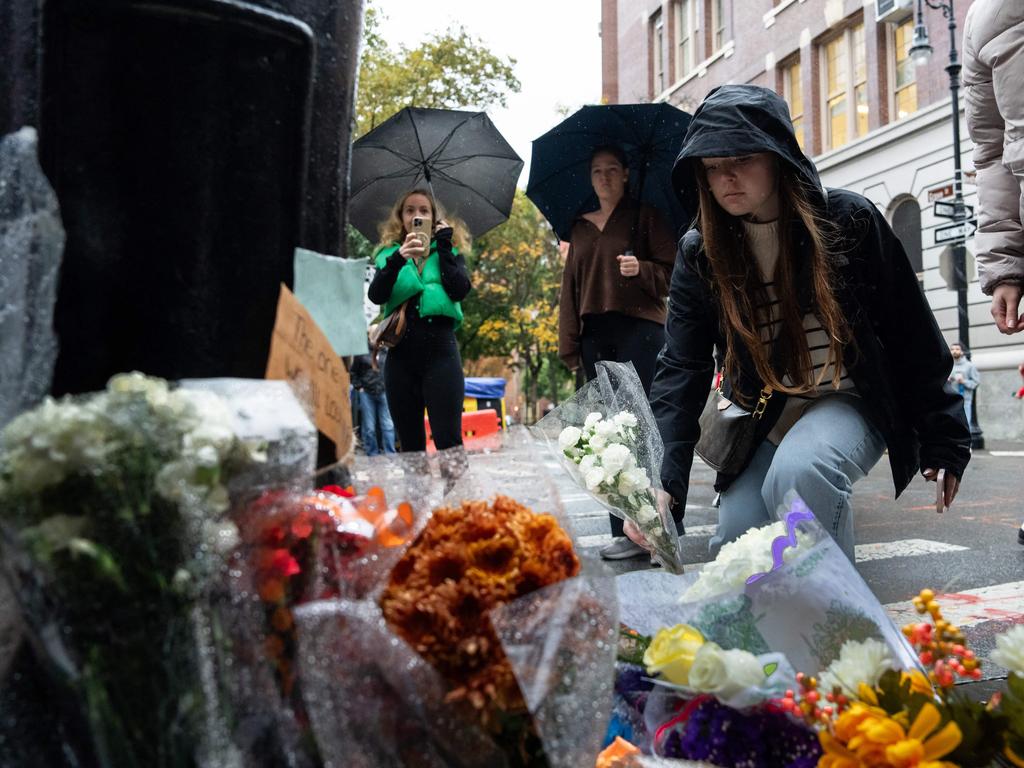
[602,0,1024,440]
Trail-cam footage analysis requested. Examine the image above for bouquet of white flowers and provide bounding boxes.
[533,362,684,573]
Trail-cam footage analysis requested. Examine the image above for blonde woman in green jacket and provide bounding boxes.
[368,189,472,452]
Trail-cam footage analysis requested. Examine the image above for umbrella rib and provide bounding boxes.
[429,168,508,220]
[351,167,428,197]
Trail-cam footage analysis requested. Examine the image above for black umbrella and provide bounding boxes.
[526,103,691,242]
[348,107,523,242]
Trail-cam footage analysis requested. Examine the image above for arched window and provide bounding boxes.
[890,197,923,275]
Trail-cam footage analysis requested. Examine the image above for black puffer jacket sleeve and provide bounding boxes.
[435,227,472,302]
[865,205,972,479]
[649,230,717,508]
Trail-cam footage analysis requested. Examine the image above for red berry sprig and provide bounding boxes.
[777,672,848,725]
[902,588,982,689]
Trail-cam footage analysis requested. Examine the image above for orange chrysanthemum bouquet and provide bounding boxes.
[293,448,618,768]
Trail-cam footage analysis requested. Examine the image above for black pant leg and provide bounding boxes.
[384,342,427,452]
[422,331,465,450]
[617,318,665,396]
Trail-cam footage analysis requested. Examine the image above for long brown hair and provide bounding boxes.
[375,188,472,254]
[694,160,850,400]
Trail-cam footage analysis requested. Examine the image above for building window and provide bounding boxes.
[712,0,726,52]
[652,9,666,96]
[822,21,868,151]
[782,59,804,150]
[675,0,694,79]
[893,18,918,119]
[890,197,923,275]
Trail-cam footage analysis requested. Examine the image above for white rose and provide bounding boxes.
[589,434,607,451]
[600,443,632,475]
[618,472,638,495]
[636,504,659,525]
[584,412,603,428]
[689,643,764,700]
[584,467,606,491]
[558,426,583,451]
[614,412,638,428]
[629,467,651,490]
[991,625,1024,676]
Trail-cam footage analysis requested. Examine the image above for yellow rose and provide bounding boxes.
[642,624,705,685]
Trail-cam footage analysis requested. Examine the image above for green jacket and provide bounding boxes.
[374,242,464,327]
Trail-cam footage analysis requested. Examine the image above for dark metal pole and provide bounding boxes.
[934,0,984,447]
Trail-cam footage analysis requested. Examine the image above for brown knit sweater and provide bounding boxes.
[558,199,677,370]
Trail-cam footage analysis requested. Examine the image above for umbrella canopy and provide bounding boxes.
[348,107,523,242]
[526,103,691,242]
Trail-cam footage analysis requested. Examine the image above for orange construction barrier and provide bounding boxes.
[425,408,501,453]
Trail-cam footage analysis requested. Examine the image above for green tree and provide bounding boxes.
[355,5,521,137]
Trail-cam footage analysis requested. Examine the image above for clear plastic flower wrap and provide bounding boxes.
[292,450,619,768]
[206,453,443,768]
[532,361,684,573]
[616,495,918,678]
[0,373,273,768]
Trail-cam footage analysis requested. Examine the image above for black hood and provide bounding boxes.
[672,84,825,221]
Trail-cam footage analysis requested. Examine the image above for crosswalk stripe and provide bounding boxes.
[989,450,1024,457]
[884,581,1024,630]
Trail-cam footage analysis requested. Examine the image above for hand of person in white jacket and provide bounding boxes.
[991,283,1023,334]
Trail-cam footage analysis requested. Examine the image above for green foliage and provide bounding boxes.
[355,4,521,136]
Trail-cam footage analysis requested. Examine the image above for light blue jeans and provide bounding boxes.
[710,394,886,562]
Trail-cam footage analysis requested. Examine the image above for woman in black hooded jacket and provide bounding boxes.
[648,85,971,561]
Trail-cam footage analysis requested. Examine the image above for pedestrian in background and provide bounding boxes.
[650,85,971,562]
[946,346,978,423]
[350,331,396,456]
[947,342,980,423]
[368,189,471,453]
[558,144,676,561]
[963,1,1024,334]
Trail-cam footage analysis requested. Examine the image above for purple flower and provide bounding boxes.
[658,698,821,768]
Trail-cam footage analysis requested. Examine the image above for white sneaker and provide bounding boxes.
[600,538,646,560]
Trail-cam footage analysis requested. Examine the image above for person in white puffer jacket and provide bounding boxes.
[962,1,1024,335]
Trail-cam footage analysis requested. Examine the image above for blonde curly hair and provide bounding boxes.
[375,188,472,254]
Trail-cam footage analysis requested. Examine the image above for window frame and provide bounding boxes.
[819,19,868,152]
[674,0,694,80]
[652,8,666,96]
[711,0,726,53]
[891,17,919,121]
[781,57,805,150]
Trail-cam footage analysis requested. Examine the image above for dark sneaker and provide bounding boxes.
[600,538,646,560]
[1018,523,1024,545]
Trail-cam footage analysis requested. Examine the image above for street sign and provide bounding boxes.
[934,218,977,244]
[938,245,976,291]
[934,200,974,219]
[928,183,954,202]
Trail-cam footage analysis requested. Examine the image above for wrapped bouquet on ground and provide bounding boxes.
[0,373,281,768]
[532,361,684,572]
[292,453,618,768]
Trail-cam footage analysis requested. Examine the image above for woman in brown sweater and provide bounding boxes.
[558,144,677,559]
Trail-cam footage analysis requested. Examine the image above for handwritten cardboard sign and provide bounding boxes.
[266,284,352,460]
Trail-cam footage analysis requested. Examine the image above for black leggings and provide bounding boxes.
[581,312,667,538]
[384,316,465,452]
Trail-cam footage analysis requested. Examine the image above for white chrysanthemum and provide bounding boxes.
[681,520,812,602]
[991,625,1024,676]
[613,412,638,429]
[601,443,632,476]
[584,412,603,428]
[819,639,895,697]
[558,426,582,451]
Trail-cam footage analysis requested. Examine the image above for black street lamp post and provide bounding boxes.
[908,0,984,449]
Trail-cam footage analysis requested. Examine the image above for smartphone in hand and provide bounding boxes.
[411,216,432,249]
[935,468,946,514]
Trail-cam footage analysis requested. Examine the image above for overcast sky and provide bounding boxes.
[372,0,603,186]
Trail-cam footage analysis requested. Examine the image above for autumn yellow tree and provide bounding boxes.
[458,192,571,420]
